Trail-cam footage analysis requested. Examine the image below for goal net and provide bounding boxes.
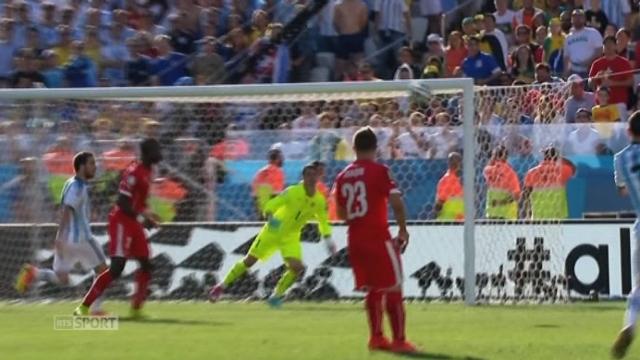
[0,80,598,304]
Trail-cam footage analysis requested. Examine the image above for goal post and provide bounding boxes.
[0,79,482,303]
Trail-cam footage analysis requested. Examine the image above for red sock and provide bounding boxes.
[132,270,151,310]
[385,291,406,342]
[82,270,113,307]
[365,289,384,338]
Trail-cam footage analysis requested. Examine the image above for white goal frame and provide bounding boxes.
[0,79,476,304]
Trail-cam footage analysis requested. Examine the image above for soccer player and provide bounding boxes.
[612,111,640,358]
[209,163,336,306]
[334,127,417,353]
[15,152,108,315]
[74,138,163,318]
[252,148,285,218]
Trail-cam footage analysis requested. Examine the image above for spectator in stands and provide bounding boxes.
[585,0,609,35]
[367,113,392,159]
[11,48,44,88]
[138,8,166,37]
[434,151,464,220]
[358,62,381,81]
[461,36,501,86]
[101,23,129,87]
[83,26,102,67]
[420,0,442,38]
[510,44,536,84]
[24,25,43,57]
[535,25,547,48]
[423,34,444,67]
[54,25,74,65]
[544,0,564,20]
[493,0,517,44]
[40,49,63,88]
[565,108,604,155]
[0,19,16,87]
[563,9,603,78]
[310,111,342,161]
[533,62,563,84]
[191,36,225,85]
[390,112,428,159]
[397,46,420,79]
[589,35,633,109]
[427,112,460,159]
[12,1,31,49]
[522,146,576,219]
[167,12,197,55]
[483,13,509,69]
[125,36,152,86]
[616,28,635,67]
[514,25,543,63]
[333,0,368,80]
[543,18,565,75]
[444,31,467,77]
[316,0,338,64]
[64,40,97,87]
[515,0,543,30]
[151,34,188,86]
[252,147,284,217]
[8,157,55,223]
[38,2,58,48]
[592,86,622,123]
[373,0,412,79]
[565,74,596,123]
[292,102,319,129]
[461,17,478,40]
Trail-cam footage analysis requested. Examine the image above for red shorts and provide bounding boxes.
[108,212,150,259]
[348,238,403,291]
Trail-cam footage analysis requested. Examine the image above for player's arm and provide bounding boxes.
[390,192,409,253]
[614,154,629,196]
[262,188,289,228]
[333,181,348,221]
[116,194,158,229]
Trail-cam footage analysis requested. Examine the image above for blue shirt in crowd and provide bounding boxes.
[64,55,97,87]
[462,52,500,82]
[126,56,152,86]
[151,52,188,86]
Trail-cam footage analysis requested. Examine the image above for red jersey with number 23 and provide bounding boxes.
[115,161,152,215]
[335,159,400,245]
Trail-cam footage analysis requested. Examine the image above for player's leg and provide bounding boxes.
[612,223,640,358]
[75,217,128,315]
[76,237,110,315]
[347,243,390,350]
[209,231,276,301]
[15,244,72,294]
[90,263,109,315]
[130,257,152,319]
[269,253,305,308]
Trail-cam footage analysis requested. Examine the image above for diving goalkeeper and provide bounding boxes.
[209,162,337,307]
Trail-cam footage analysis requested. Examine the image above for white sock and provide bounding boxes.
[35,269,61,285]
[625,286,640,329]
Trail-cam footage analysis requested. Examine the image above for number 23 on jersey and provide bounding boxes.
[341,181,368,220]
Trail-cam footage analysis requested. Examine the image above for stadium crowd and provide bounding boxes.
[0,0,639,222]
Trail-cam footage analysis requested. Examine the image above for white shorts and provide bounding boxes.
[53,238,106,273]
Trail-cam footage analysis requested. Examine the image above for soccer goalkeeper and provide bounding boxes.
[209,163,336,307]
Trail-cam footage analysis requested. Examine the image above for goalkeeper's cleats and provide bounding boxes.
[73,304,90,316]
[390,340,419,354]
[612,326,634,359]
[267,295,283,309]
[368,336,392,351]
[129,308,151,321]
[208,284,224,302]
[15,264,36,295]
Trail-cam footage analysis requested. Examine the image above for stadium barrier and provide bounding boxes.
[1,220,635,300]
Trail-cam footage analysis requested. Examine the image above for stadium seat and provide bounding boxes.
[310,67,330,83]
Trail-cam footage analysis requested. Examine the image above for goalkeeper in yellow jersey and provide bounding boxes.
[209,163,337,307]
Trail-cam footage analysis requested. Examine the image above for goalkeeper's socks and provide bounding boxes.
[385,291,406,341]
[132,270,151,310]
[365,290,384,338]
[222,261,248,287]
[274,269,297,297]
[35,268,61,285]
[625,286,640,328]
[82,269,113,307]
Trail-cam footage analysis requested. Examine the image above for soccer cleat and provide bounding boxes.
[129,308,150,321]
[208,284,224,302]
[612,326,634,359]
[15,264,37,295]
[390,340,420,354]
[368,336,392,351]
[267,295,283,309]
[73,304,90,316]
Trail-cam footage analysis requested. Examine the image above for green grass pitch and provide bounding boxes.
[0,301,633,360]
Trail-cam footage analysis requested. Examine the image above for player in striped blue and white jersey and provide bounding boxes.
[612,111,640,358]
[15,152,108,315]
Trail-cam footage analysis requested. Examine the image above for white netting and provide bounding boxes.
[0,81,629,303]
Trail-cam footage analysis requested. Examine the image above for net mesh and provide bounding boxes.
[0,81,627,302]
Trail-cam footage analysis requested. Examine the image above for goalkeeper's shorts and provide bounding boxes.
[248,227,301,261]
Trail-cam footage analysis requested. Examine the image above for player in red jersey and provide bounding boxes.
[334,127,417,353]
[74,138,163,318]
